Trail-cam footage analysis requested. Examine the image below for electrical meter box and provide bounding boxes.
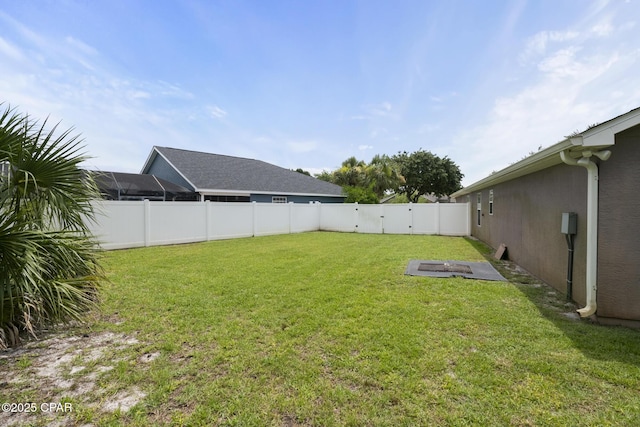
[561,212,577,235]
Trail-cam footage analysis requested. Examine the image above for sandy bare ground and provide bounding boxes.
[0,328,153,426]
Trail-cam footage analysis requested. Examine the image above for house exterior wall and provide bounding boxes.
[462,124,640,322]
[144,156,194,191]
[467,164,589,305]
[250,194,345,204]
[597,124,640,322]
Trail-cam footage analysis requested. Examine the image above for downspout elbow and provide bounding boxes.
[576,301,597,317]
[560,150,579,166]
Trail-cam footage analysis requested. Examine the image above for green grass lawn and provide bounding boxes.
[12,232,640,426]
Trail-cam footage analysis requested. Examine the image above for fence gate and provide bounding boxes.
[382,205,413,234]
[356,205,383,234]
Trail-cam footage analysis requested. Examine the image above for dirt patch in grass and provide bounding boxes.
[0,329,144,426]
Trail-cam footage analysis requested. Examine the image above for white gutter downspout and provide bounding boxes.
[560,148,611,317]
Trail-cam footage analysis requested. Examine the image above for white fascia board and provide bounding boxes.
[140,147,158,174]
[581,108,640,147]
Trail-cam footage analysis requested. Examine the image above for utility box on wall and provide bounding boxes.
[561,212,577,235]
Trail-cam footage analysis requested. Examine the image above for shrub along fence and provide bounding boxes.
[89,200,470,250]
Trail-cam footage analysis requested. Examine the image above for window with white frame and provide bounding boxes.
[272,196,287,203]
[489,189,494,215]
[476,192,482,226]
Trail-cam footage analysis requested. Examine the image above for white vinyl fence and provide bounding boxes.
[89,200,470,250]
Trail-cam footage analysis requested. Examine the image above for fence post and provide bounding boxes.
[466,202,471,236]
[144,199,151,247]
[289,202,294,234]
[435,202,441,235]
[409,202,414,235]
[205,200,211,241]
[354,202,359,233]
[252,201,257,237]
[316,201,322,231]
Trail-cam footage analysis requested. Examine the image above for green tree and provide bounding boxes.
[366,154,405,198]
[315,155,404,201]
[293,168,311,176]
[0,105,104,348]
[314,170,333,183]
[342,185,379,204]
[332,156,367,187]
[392,149,463,203]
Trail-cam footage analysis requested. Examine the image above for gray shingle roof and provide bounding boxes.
[152,146,344,196]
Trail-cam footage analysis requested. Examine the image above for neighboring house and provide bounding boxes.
[141,146,345,203]
[380,194,398,204]
[92,171,198,201]
[380,193,451,204]
[451,106,640,327]
[424,194,452,203]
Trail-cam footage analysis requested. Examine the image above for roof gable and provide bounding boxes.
[144,146,344,197]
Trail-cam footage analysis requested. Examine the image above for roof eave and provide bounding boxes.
[452,107,640,199]
[451,139,573,198]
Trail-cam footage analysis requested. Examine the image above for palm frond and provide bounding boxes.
[0,103,105,347]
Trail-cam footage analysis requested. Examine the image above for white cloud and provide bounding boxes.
[591,20,614,37]
[0,16,219,174]
[418,123,439,134]
[287,140,317,153]
[366,101,392,117]
[129,90,151,100]
[65,36,98,56]
[208,105,227,119]
[369,127,389,139]
[537,47,584,78]
[454,50,639,186]
[449,0,640,187]
[358,144,373,151]
[253,136,272,144]
[352,102,396,121]
[0,36,23,61]
[520,30,580,63]
[156,81,194,99]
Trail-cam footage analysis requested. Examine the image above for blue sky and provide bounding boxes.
[1,0,640,186]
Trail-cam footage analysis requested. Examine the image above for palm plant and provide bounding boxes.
[0,104,104,348]
[332,156,368,187]
[366,154,404,198]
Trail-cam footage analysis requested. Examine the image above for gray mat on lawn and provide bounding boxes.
[404,260,507,281]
